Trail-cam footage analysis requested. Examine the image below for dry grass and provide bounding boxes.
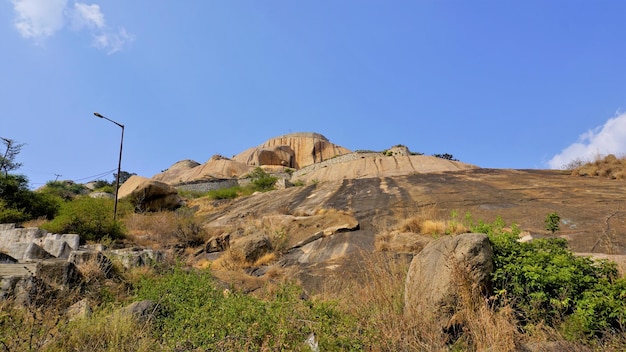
[124,210,208,248]
[571,154,626,180]
[448,263,520,351]
[44,308,158,351]
[321,253,448,351]
[210,248,247,271]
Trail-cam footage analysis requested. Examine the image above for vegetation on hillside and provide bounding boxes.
[1,136,626,350]
[568,154,626,180]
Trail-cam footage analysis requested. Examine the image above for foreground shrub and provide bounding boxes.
[472,217,626,340]
[48,308,158,351]
[42,197,127,242]
[135,268,364,350]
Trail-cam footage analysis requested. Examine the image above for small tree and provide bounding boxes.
[113,171,136,185]
[0,137,25,177]
[432,153,458,161]
[544,212,561,233]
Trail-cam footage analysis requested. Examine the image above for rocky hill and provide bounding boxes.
[149,132,477,185]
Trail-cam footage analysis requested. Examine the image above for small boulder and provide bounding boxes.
[231,234,273,263]
[66,298,92,321]
[107,248,165,269]
[121,300,157,323]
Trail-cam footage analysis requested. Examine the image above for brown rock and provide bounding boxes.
[404,233,493,326]
[294,154,477,183]
[152,156,251,185]
[233,132,351,169]
[118,175,183,211]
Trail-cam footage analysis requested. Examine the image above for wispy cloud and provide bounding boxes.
[547,112,626,169]
[72,3,105,29]
[11,0,67,39]
[10,0,133,54]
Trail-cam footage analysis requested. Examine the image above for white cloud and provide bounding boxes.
[10,0,133,54]
[11,0,68,39]
[547,113,626,169]
[93,27,134,55]
[72,3,105,29]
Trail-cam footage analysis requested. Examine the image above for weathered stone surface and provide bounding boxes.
[231,234,273,263]
[121,300,157,323]
[43,239,72,259]
[153,156,251,185]
[293,154,477,183]
[107,248,165,269]
[66,298,92,321]
[259,146,295,166]
[23,243,53,261]
[205,233,231,253]
[0,226,46,253]
[38,259,81,290]
[151,159,200,183]
[404,233,493,324]
[233,132,351,169]
[118,175,183,211]
[68,250,114,278]
[0,252,17,264]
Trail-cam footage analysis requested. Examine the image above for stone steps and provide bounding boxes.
[0,263,38,277]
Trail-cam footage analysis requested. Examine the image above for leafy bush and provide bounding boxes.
[247,167,277,191]
[0,174,60,222]
[207,186,240,200]
[544,212,561,233]
[472,217,625,339]
[41,197,127,242]
[135,268,364,350]
[39,180,88,201]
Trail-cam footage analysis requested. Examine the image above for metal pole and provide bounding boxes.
[94,112,124,221]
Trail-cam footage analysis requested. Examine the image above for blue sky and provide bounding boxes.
[2,1,626,188]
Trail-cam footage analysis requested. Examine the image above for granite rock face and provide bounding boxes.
[233,132,351,169]
[118,175,184,211]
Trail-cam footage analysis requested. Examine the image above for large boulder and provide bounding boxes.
[404,233,493,327]
[118,175,183,211]
[233,132,351,169]
[153,156,252,185]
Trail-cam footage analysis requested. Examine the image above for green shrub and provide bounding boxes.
[39,181,88,201]
[247,167,277,192]
[41,197,126,242]
[135,268,364,350]
[472,217,625,339]
[207,186,240,200]
[544,212,561,233]
[0,174,60,222]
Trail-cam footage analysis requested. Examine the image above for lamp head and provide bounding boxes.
[94,112,104,118]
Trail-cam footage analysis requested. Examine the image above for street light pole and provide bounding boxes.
[93,112,124,221]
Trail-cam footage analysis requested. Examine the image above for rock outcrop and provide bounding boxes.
[293,154,477,183]
[153,156,252,185]
[404,233,493,326]
[233,132,351,169]
[0,224,167,302]
[118,175,183,211]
